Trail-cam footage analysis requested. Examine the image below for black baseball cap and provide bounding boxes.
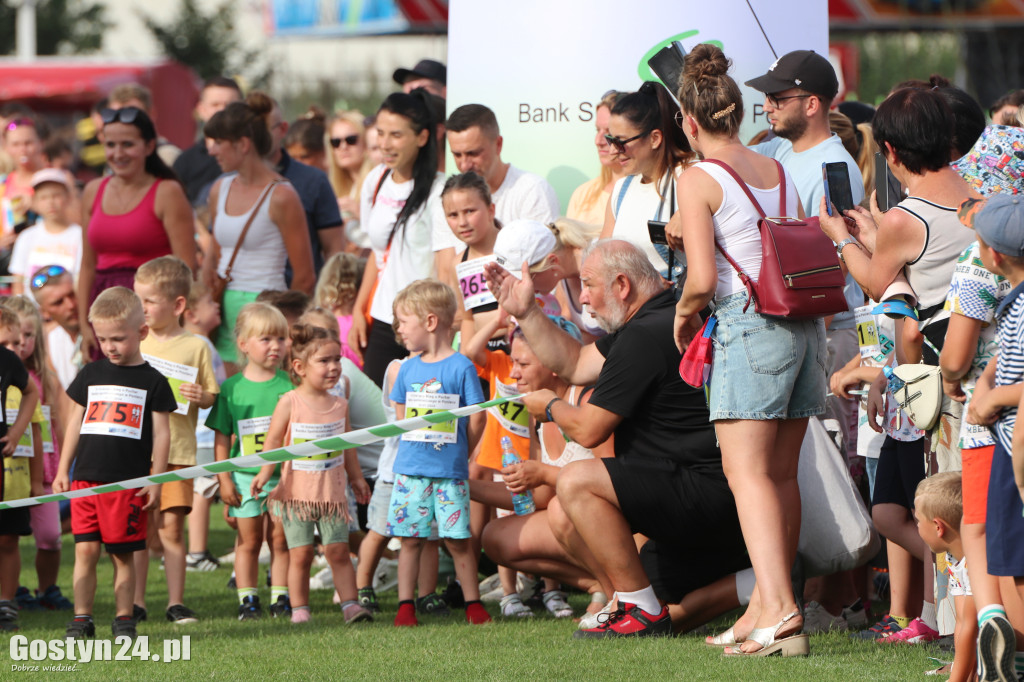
[745,50,838,100]
[393,59,447,87]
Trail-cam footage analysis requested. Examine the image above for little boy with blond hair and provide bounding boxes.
[54,287,177,639]
[131,256,218,624]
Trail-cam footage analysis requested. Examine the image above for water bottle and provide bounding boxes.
[500,436,535,516]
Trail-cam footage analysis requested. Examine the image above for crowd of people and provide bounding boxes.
[1,46,1024,677]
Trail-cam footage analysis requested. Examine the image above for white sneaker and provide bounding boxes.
[577,598,616,630]
[478,573,501,595]
[309,567,334,590]
[841,600,869,630]
[500,594,533,617]
[802,600,848,634]
[542,590,573,618]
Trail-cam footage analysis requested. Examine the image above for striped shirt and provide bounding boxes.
[994,281,1024,451]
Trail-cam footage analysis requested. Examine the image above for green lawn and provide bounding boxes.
[3,510,941,681]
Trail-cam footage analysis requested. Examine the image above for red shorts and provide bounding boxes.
[962,445,995,525]
[70,480,147,553]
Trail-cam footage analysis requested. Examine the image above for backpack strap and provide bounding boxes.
[613,175,634,219]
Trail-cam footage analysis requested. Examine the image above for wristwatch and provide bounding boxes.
[544,397,564,423]
[836,237,859,263]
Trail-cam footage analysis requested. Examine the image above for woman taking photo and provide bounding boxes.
[78,106,195,354]
[326,110,375,252]
[349,90,442,386]
[203,93,315,365]
[567,91,626,226]
[669,44,819,658]
[600,81,693,278]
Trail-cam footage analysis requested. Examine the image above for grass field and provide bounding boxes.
[3,511,942,681]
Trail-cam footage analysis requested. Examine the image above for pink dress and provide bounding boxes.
[336,314,362,368]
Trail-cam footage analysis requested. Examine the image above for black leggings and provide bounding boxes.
[362,317,407,387]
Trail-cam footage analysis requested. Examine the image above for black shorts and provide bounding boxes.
[872,435,926,510]
[0,507,31,536]
[987,441,1024,577]
[603,456,747,603]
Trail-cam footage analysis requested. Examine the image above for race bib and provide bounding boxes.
[6,409,33,457]
[291,420,346,472]
[143,354,200,416]
[855,305,881,359]
[40,406,54,454]
[238,416,272,456]
[489,380,529,438]
[455,255,497,310]
[403,392,459,444]
[80,385,146,440]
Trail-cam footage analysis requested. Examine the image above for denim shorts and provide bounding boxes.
[707,291,827,421]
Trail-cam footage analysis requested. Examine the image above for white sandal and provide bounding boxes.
[705,626,743,647]
[723,610,809,658]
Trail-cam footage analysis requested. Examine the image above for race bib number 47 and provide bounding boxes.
[81,385,146,439]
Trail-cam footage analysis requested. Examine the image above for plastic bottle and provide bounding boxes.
[500,436,535,516]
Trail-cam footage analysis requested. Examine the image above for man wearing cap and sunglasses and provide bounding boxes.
[393,59,447,98]
[746,49,866,633]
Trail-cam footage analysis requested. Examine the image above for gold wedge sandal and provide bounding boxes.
[723,610,809,658]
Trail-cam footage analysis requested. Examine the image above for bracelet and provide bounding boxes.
[545,397,564,423]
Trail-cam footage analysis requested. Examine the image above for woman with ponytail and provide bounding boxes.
[599,81,693,278]
[203,92,315,367]
[669,44,821,658]
[78,106,196,357]
[349,89,444,386]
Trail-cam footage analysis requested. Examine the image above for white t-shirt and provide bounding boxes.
[48,325,81,391]
[9,220,83,290]
[609,171,680,276]
[946,554,970,597]
[361,165,444,324]
[432,164,559,252]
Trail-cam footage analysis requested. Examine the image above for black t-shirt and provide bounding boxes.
[66,359,178,482]
[591,288,721,474]
[172,139,223,208]
[0,345,30,501]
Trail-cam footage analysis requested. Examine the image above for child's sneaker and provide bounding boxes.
[465,600,492,625]
[841,599,869,630]
[441,577,465,609]
[542,590,573,618]
[852,614,900,640]
[132,604,147,622]
[500,593,533,617]
[238,595,262,621]
[802,600,848,633]
[877,617,939,644]
[394,601,418,627]
[291,607,311,624]
[574,602,671,639]
[165,604,198,624]
[358,587,380,613]
[111,616,137,639]
[0,600,20,632]
[416,592,451,617]
[269,595,292,618]
[977,614,1016,681]
[342,602,373,624]
[64,616,95,639]
[37,585,73,611]
[15,586,42,611]
[185,551,220,572]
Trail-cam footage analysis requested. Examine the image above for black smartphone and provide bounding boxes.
[647,42,687,101]
[822,162,855,217]
[647,220,668,245]
[874,152,903,213]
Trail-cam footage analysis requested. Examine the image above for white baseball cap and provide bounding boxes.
[493,220,557,279]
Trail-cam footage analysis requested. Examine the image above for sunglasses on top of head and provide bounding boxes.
[100,107,143,126]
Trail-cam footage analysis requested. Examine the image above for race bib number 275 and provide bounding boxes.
[80,385,146,440]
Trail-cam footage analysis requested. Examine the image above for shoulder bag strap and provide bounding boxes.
[774,160,787,216]
[223,180,280,282]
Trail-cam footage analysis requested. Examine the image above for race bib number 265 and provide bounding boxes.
[80,385,146,440]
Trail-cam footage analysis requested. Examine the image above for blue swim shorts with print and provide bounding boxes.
[386,474,470,540]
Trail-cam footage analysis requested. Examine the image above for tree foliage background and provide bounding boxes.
[0,0,110,55]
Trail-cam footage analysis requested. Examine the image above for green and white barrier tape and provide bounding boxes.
[0,394,522,510]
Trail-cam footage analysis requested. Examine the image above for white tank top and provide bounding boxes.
[694,161,799,299]
[537,386,595,468]
[215,175,288,292]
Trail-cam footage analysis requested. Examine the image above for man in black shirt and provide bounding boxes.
[486,240,746,638]
[172,77,243,208]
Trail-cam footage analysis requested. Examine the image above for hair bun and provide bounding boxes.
[245,91,274,118]
[302,105,326,124]
[684,43,731,88]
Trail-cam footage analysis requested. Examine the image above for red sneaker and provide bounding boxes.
[465,601,492,625]
[573,602,671,639]
[394,601,418,627]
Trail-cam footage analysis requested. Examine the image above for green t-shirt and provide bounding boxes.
[205,370,294,474]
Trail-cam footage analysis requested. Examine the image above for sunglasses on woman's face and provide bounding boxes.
[100,107,142,125]
[603,130,651,154]
[329,134,360,149]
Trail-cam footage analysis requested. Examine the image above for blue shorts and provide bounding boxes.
[986,441,1024,577]
[228,471,279,519]
[386,474,470,540]
[707,291,827,421]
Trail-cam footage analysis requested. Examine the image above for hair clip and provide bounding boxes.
[712,103,736,120]
[693,82,700,97]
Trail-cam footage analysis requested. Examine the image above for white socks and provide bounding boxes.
[617,586,661,615]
